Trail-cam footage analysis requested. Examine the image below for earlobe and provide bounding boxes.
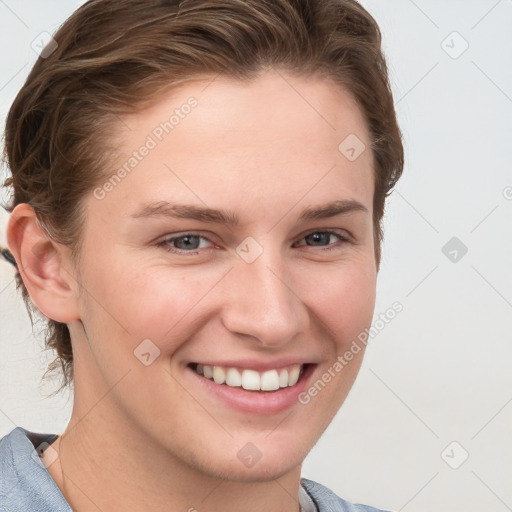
[6,203,81,324]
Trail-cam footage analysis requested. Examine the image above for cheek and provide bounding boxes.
[302,260,376,347]
[91,261,221,353]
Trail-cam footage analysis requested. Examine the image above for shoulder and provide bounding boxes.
[0,426,71,512]
[301,478,394,512]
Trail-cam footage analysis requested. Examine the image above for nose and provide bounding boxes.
[220,247,309,348]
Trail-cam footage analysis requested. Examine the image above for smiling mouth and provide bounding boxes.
[188,363,308,392]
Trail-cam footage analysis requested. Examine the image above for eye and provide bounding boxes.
[157,233,214,254]
[157,229,351,256]
[293,230,350,250]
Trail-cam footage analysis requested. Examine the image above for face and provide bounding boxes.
[67,70,376,482]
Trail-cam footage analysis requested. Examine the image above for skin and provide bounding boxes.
[7,70,377,512]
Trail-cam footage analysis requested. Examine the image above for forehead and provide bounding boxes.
[128,71,370,150]
[96,71,374,218]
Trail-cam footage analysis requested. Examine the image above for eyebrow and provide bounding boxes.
[130,199,368,225]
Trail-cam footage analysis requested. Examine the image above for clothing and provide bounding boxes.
[0,426,391,511]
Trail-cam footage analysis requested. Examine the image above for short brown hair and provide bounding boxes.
[2,0,404,391]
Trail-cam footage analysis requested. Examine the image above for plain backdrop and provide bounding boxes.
[0,1,511,511]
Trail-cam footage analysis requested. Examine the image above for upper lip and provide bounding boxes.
[188,358,316,372]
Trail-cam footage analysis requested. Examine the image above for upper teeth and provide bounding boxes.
[195,364,302,391]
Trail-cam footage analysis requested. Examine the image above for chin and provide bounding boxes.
[181,438,308,483]
[206,457,302,483]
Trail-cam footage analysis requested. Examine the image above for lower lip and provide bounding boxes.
[187,364,316,415]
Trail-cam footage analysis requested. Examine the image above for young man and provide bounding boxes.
[0,1,403,510]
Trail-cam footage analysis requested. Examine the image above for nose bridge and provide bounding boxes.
[222,244,307,346]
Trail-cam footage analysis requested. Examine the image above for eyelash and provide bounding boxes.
[156,230,351,255]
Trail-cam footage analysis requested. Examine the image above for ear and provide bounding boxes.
[6,203,81,323]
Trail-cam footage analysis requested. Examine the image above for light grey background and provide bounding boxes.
[1,1,511,511]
